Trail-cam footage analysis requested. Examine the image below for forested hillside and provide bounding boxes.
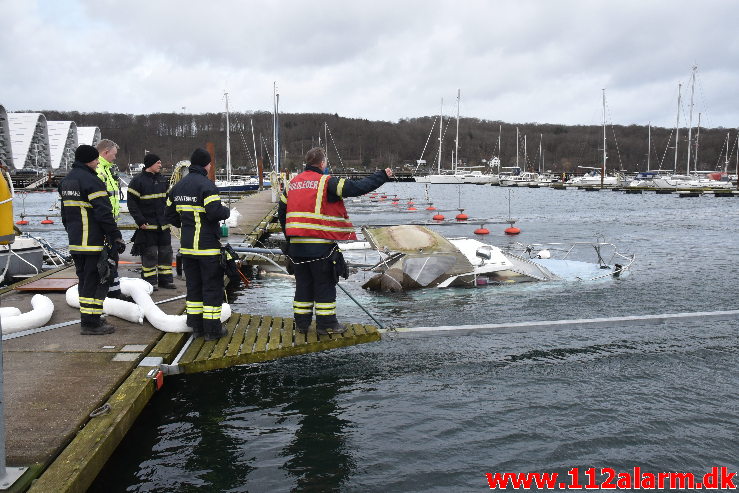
[42,110,737,175]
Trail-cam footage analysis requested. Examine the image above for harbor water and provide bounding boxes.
[20,184,738,491]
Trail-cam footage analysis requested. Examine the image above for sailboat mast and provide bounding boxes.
[224,91,231,182]
[516,127,519,169]
[455,89,460,173]
[602,88,606,187]
[438,98,443,175]
[686,65,697,174]
[539,133,543,174]
[673,83,681,174]
[647,122,651,171]
[694,113,701,171]
[324,122,329,168]
[273,82,280,173]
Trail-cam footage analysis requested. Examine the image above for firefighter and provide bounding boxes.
[95,139,125,300]
[59,145,125,335]
[278,147,393,334]
[166,148,230,341]
[127,153,175,290]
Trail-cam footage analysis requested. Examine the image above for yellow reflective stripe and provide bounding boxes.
[175,205,206,212]
[69,245,104,252]
[336,178,346,197]
[314,302,336,309]
[81,207,89,246]
[140,193,166,200]
[315,309,336,315]
[315,175,329,213]
[287,222,355,233]
[166,198,172,206]
[127,188,141,198]
[203,305,222,320]
[203,194,221,206]
[287,211,350,223]
[180,248,220,256]
[293,301,314,308]
[141,224,171,230]
[79,297,103,305]
[62,200,92,208]
[293,308,312,314]
[290,238,333,244]
[193,209,201,251]
[80,307,103,315]
[88,190,108,201]
[280,194,287,204]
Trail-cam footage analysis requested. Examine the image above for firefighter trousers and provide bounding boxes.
[72,253,109,328]
[292,256,338,330]
[182,255,224,336]
[141,244,173,286]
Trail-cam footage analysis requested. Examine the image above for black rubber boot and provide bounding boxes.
[317,323,348,335]
[204,326,228,342]
[81,322,115,335]
[158,282,176,289]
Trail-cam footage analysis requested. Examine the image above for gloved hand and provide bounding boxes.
[114,238,126,254]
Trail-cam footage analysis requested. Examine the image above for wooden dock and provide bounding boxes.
[1,190,381,492]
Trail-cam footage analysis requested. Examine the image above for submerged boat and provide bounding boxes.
[358,225,633,292]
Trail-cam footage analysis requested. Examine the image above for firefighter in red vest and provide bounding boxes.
[278,147,393,334]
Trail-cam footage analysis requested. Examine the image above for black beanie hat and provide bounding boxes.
[75,145,99,164]
[144,153,161,169]
[190,148,211,168]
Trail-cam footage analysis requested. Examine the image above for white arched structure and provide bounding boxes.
[77,126,101,148]
[47,121,78,170]
[0,105,13,169]
[7,113,51,171]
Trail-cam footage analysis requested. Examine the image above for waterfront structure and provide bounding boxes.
[0,105,13,168]
[47,121,78,170]
[6,112,51,171]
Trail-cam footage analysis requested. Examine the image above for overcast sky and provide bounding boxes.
[2,0,738,129]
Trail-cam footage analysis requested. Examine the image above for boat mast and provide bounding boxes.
[516,127,519,169]
[725,132,730,173]
[693,113,701,171]
[224,91,231,182]
[324,122,329,168]
[539,133,543,174]
[601,88,606,187]
[647,121,651,171]
[438,98,443,175]
[686,65,697,174]
[455,89,460,173]
[673,83,681,174]
[498,124,502,171]
[273,82,280,173]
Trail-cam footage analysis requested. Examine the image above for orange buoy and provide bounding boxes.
[474,227,490,235]
[407,200,415,205]
[16,219,29,225]
[426,205,436,210]
[504,226,521,235]
[40,217,54,224]
[391,200,399,205]
[455,213,468,221]
[433,214,445,221]
[407,206,417,211]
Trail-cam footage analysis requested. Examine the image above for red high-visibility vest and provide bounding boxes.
[285,170,357,240]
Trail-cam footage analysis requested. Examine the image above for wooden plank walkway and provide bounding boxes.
[174,313,380,374]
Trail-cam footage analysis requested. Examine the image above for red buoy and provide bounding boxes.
[455,213,468,221]
[504,226,521,235]
[40,217,54,224]
[426,205,436,210]
[407,206,417,211]
[16,220,29,225]
[407,200,415,205]
[474,227,490,235]
[432,214,445,221]
[391,200,399,205]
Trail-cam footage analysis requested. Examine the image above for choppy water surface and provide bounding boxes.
[48,183,736,492]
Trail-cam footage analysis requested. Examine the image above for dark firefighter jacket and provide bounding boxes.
[59,160,122,254]
[278,166,390,257]
[127,170,170,230]
[166,164,230,256]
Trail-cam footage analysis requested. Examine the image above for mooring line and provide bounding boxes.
[382,309,739,337]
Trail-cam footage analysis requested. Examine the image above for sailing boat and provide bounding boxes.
[215,91,270,192]
[415,91,498,185]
